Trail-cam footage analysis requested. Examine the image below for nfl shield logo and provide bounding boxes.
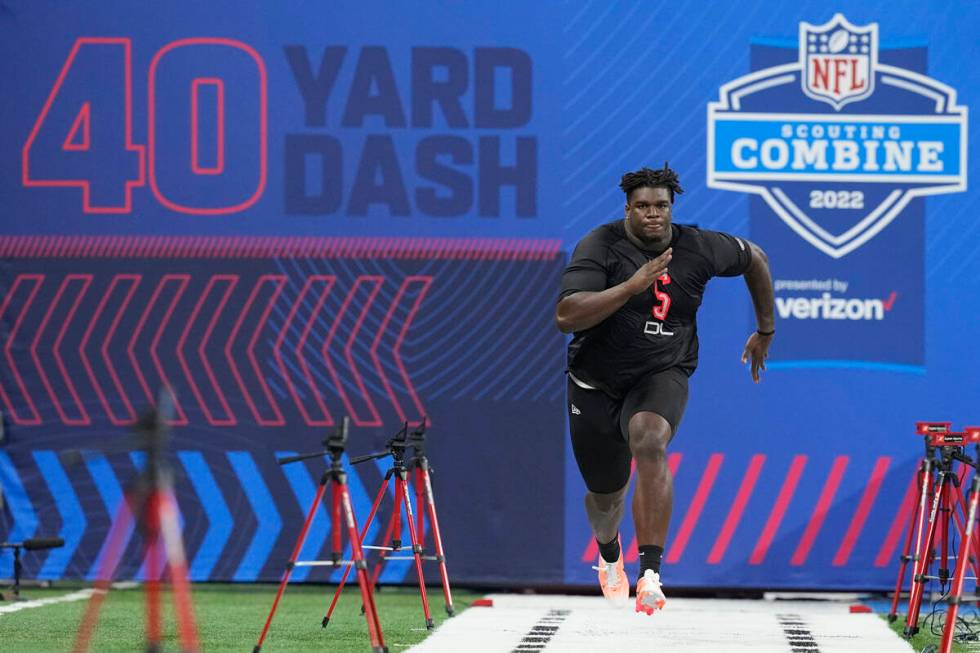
[800,13,877,110]
[707,13,966,258]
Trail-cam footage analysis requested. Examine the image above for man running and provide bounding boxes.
[555,164,774,614]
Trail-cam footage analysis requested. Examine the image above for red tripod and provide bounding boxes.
[254,417,387,653]
[323,420,454,629]
[72,393,200,653]
[888,436,938,621]
[405,442,454,617]
[904,432,980,638]
[939,428,980,653]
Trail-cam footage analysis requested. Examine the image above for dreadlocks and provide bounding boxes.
[619,163,684,204]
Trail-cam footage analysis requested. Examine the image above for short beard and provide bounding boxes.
[625,217,669,251]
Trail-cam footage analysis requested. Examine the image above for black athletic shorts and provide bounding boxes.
[567,367,689,494]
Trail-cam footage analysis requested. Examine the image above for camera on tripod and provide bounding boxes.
[896,420,980,648]
[276,418,351,468]
[326,417,351,456]
[915,421,980,448]
[916,421,952,436]
[350,417,427,466]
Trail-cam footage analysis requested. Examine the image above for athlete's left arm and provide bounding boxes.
[740,241,775,384]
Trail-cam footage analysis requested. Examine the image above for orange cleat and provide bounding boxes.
[593,550,628,606]
[635,569,666,615]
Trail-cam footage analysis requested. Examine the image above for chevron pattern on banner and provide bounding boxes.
[0,249,568,584]
[0,271,433,428]
[225,451,281,581]
[0,448,424,583]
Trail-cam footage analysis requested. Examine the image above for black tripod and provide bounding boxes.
[0,537,64,601]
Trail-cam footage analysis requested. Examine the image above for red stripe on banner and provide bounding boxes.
[274,276,335,427]
[707,454,766,564]
[328,276,384,427]
[31,274,93,425]
[581,538,599,564]
[665,453,724,564]
[790,455,849,566]
[292,276,337,426]
[81,274,141,425]
[178,274,239,426]
[127,275,191,424]
[0,275,45,424]
[750,455,808,565]
[874,467,920,567]
[369,276,431,427]
[832,456,891,566]
[148,275,191,425]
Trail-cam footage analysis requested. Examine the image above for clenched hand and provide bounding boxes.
[624,248,672,295]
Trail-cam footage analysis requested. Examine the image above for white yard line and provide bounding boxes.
[0,589,95,615]
[0,582,138,616]
[408,595,915,653]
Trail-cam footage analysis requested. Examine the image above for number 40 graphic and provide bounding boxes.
[22,37,268,215]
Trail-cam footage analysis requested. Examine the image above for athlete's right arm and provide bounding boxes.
[555,248,672,333]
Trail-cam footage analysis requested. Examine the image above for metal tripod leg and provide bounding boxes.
[254,482,329,652]
[906,470,952,636]
[366,475,405,595]
[158,489,200,653]
[254,472,387,653]
[73,490,138,653]
[399,473,434,629]
[366,511,398,593]
[74,487,200,653]
[940,473,980,653]
[331,463,438,631]
[323,476,391,626]
[888,465,929,621]
[417,464,454,616]
[339,478,387,652]
[145,493,163,653]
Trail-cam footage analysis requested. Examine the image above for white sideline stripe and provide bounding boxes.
[407,595,915,652]
[0,582,138,616]
[0,589,95,615]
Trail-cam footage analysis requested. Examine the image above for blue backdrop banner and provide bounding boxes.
[1,1,978,591]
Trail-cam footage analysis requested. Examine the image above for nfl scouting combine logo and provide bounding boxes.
[707,14,967,259]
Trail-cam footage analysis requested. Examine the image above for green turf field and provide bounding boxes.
[885,613,974,653]
[0,583,479,652]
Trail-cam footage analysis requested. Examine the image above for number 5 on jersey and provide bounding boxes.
[652,273,671,320]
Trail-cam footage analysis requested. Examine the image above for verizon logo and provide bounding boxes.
[776,291,897,321]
